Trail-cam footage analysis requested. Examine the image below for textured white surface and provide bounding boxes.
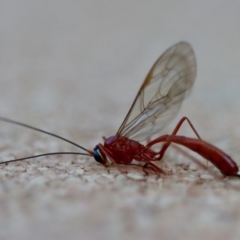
[1,1,240,240]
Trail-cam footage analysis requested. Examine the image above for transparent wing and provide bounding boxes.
[116,41,197,141]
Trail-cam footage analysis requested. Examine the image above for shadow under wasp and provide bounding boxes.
[0,42,239,177]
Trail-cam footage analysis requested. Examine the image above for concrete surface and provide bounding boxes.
[1,1,240,240]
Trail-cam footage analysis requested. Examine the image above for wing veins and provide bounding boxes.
[116,42,197,141]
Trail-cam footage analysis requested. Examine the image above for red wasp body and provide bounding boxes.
[103,136,156,164]
[94,118,239,176]
[0,41,239,177]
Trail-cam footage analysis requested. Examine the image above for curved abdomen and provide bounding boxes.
[167,135,239,176]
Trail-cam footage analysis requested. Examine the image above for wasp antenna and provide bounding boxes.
[0,116,92,154]
[0,151,92,165]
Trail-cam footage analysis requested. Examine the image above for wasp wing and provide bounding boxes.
[116,42,197,141]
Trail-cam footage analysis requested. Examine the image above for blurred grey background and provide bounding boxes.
[1,1,240,240]
[1,1,240,137]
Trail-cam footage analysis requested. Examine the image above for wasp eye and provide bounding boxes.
[93,145,103,164]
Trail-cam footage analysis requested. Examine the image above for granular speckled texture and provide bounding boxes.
[1,1,240,240]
